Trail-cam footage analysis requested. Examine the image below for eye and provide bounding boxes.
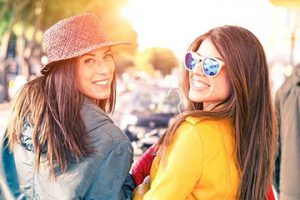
[104,53,113,59]
[84,58,95,64]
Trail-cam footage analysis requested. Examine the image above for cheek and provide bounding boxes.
[212,73,232,98]
[76,67,90,90]
[109,61,116,73]
[188,72,193,83]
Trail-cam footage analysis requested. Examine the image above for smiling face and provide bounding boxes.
[188,39,232,110]
[76,47,115,101]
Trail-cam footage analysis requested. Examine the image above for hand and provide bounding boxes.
[142,175,150,184]
[133,176,151,200]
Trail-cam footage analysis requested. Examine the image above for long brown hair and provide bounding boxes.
[159,25,278,200]
[7,58,116,177]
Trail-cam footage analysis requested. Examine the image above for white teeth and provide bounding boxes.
[192,80,208,89]
[94,80,109,86]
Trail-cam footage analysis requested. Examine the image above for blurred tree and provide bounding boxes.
[0,0,31,59]
[134,48,179,76]
[134,50,155,75]
[149,48,179,76]
[0,0,10,36]
[113,52,135,75]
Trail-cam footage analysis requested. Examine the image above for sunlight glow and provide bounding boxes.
[122,0,288,61]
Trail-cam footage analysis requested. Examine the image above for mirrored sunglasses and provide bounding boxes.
[184,51,224,78]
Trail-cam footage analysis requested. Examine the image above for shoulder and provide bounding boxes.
[80,99,113,131]
[80,99,130,153]
[176,116,234,147]
[183,116,233,134]
[173,116,235,164]
[276,73,300,102]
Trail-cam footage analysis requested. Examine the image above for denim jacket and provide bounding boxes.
[1,99,135,200]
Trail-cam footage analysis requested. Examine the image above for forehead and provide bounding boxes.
[197,39,221,59]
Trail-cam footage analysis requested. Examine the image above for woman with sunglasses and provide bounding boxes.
[1,13,135,200]
[133,25,278,200]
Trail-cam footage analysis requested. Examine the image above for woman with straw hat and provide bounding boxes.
[2,13,135,200]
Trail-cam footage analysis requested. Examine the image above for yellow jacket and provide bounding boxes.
[142,117,240,200]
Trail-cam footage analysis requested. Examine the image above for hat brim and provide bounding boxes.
[41,41,131,75]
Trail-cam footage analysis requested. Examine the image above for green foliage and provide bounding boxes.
[148,48,179,76]
[0,14,9,36]
[41,0,91,30]
[134,48,179,76]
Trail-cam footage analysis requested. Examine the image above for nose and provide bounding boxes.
[193,61,205,77]
[96,60,115,75]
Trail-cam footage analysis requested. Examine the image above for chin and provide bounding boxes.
[188,90,204,102]
[96,88,111,99]
[88,91,110,100]
[97,93,111,100]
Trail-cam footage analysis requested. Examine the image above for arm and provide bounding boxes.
[142,124,204,200]
[86,140,135,200]
[1,130,25,200]
[122,174,136,200]
[132,144,158,186]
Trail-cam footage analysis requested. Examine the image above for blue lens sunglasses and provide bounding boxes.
[184,51,225,78]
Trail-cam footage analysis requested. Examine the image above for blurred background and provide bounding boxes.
[0,0,299,156]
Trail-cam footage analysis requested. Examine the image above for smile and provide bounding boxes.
[93,79,109,86]
[191,79,209,89]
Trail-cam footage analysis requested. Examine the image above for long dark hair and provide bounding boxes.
[159,25,278,200]
[7,58,116,177]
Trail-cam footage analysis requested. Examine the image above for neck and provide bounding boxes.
[203,102,223,111]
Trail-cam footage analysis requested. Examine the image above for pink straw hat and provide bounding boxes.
[41,13,130,75]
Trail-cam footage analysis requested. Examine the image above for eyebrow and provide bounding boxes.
[82,49,112,57]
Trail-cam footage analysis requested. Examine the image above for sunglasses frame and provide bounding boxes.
[184,51,225,78]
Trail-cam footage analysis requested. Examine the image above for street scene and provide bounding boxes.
[0,0,300,200]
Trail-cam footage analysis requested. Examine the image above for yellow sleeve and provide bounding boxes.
[143,122,204,200]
